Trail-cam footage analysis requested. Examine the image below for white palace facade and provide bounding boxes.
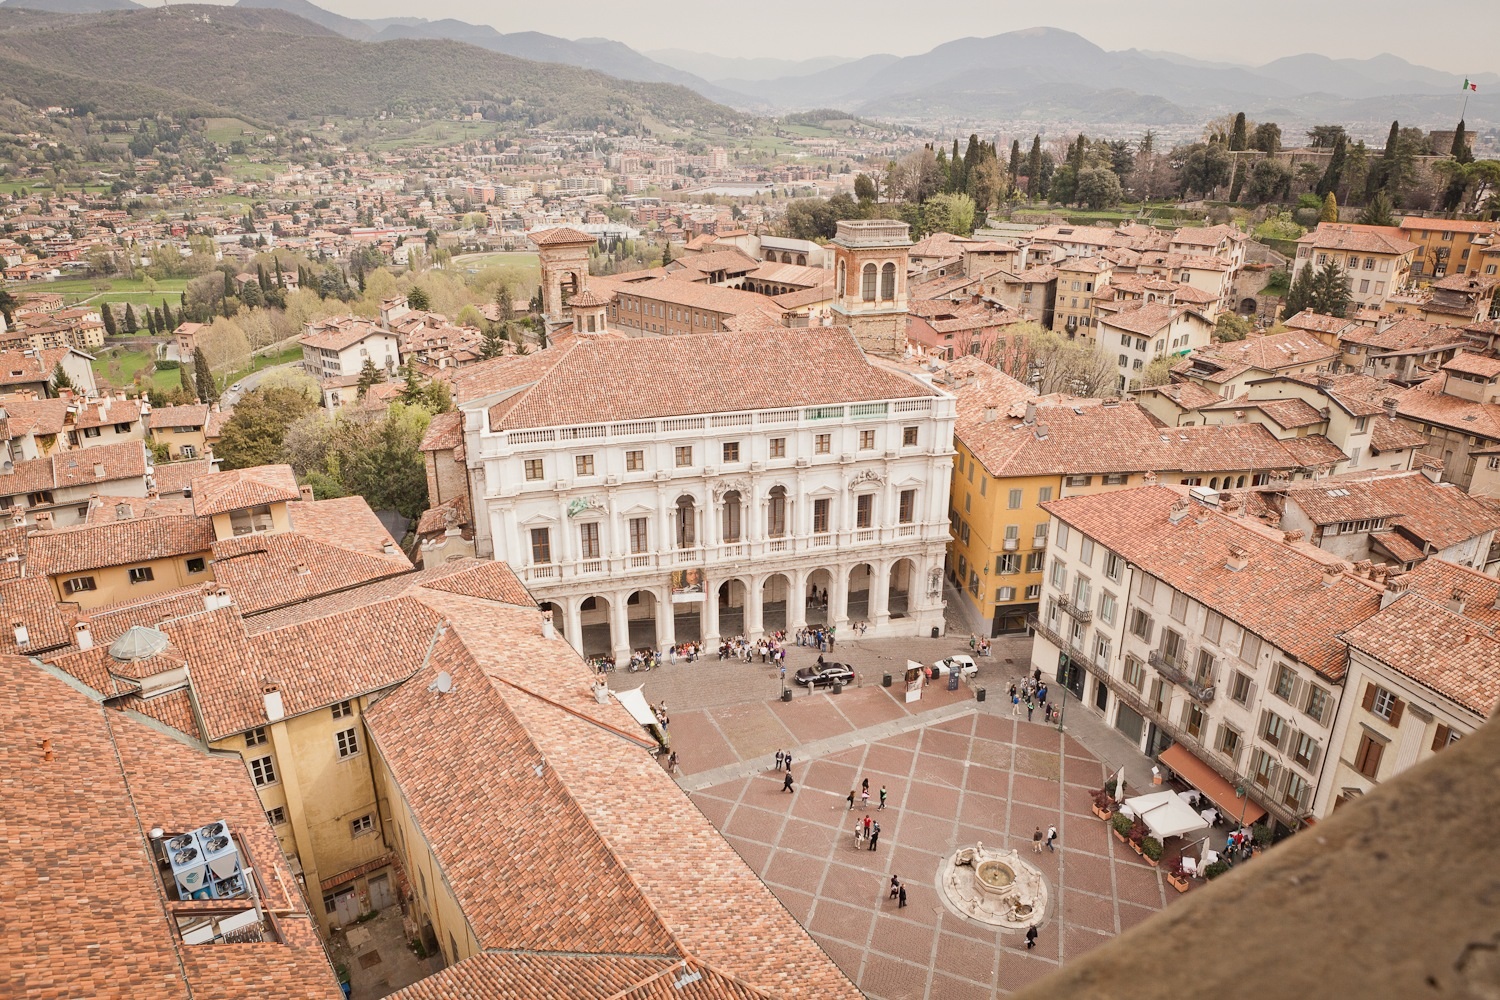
[446,328,955,659]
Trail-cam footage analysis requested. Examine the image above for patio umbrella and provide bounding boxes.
[1122,791,1211,841]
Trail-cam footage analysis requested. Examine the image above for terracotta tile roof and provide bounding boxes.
[1160,423,1308,473]
[417,410,461,452]
[1342,592,1500,715]
[1044,486,1383,678]
[1399,217,1500,235]
[0,574,72,654]
[484,329,935,431]
[1370,416,1428,452]
[1171,224,1247,247]
[27,513,214,575]
[1441,351,1500,378]
[300,317,395,352]
[671,249,759,275]
[392,954,770,1000]
[192,465,301,516]
[1341,317,1468,354]
[415,558,532,605]
[1272,371,1396,419]
[1098,301,1182,337]
[1026,224,1118,247]
[1402,558,1500,630]
[1302,472,1500,549]
[448,344,572,402]
[0,346,77,387]
[1142,381,1225,410]
[1276,434,1350,469]
[1394,375,1500,438]
[1,439,150,495]
[205,406,232,439]
[154,458,215,496]
[1203,330,1338,370]
[1284,310,1358,336]
[530,226,598,246]
[414,493,469,536]
[148,403,210,430]
[1206,395,1324,429]
[1,661,341,999]
[1371,529,1426,564]
[1298,223,1418,255]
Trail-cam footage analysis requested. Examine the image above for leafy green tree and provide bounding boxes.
[1228,161,1245,202]
[179,360,193,394]
[51,363,73,393]
[1316,133,1347,197]
[1075,167,1123,209]
[1319,192,1339,223]
[123,303,138,334]
[853,172,877,202]
[193,345,218,403]
[480,322,508,359]
[1026,135,1043,198]
[1250,122,1282,153]
[356,358,383,400]
[0,289,15,327]
[921,192,976,237]
[1306,125,1346,150]
[334,402,434,519]
[1358,191,1395,226]
[1215,313,1252,341]
[1229,112,1248,151]
[1452,119,1473,164]
[1245,159,1293,204]
[217,384,317,470]
[1008,140,1022,182]
[1175,143,1232,197]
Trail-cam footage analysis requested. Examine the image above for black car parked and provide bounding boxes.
[794,662,855,688]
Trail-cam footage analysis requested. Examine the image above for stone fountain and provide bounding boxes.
[940,842,1049,929]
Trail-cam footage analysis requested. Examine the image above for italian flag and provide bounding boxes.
[1464,78,1478,92]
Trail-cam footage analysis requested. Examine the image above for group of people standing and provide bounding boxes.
[794,624,837,651]
[1009,674,1056,724]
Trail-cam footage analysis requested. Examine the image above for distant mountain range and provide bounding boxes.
[0,0,1494,128]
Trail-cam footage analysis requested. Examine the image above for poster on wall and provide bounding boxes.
[904,661,923,704]
[670,568,706,603]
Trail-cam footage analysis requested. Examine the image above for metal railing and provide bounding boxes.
[1057,595,1094,623]
[1148,649,1217,703]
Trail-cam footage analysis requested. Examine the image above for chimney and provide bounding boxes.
[1370,565,1389,586]
[1283,529,1305,544]
[33,512,51,532]
[1381,574,1411,609]
[1225,544,1249,572]
[40,737,53,763]
[1448,587,1467,615]
[1289,350,1299,363]
[1382,396,1398,418]
[74,618,92,651]
[12,620,28,646]
[1168,500,1191,524]
[114,502,132,521]
[541,609,556,640]
[1419,460,1442,484]
[1321,563,1344,587]
[1024,401,1037,425]
[982,405,998,423]
[262,680,285,722]
[382,540,399,556]
[1142,471,1158,486]
[203,585,232,612]
[293,562,310,576]
[299,484,314,501]
[1353,559,1373,579]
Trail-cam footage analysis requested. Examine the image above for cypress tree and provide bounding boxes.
[101,303,116,336]
[162,300,174,329]
[144,308,158,335]
[1451,119,1473,164]
[154,306,165,332]
[179,360,192,393]
[1228,161,1245,203]
[1320,192,1339,223]
[193,346,218,403]
[1229,112,1247,151]
[1282,263,1318,319]
[123,303,138,334]
[1009,139,1022,181]
[1026,135,1042,198]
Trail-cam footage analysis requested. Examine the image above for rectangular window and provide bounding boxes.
[530,527,552,565]
[674,446,693,467]
[996,586,1015,602]
[186,557,206,574]
[1251,747,1276,788]
[524,458,544,481]
[1185,703,1205,740]
[245,726,267,748]
[1007,489,1023,509]
[1169,591,1189,623]
[579,521,601,559]
[629,517,648,554]
[1216,724,1241,763]
[997,554,1020,574]
[812,498,830,534]
[1262,710,1287,749]
[1026,551,1045,573]
[1230,671,1253,706]
[1025,584,1042,600]
[898,489,916,524]
[63,576,96,594]
[350,814,374,836]
[335,727,360,758]
[1203,610,1224,644]
[82,426,101,439]
[1099,591,1117,626]
[1130,608,1153,641]
[128,566,154,584]
[1079,538,1095,567]
[1123,655,1145,691]
[903,426,918,446]
[249,755,277,786]
[856,493,874,529]
[266,806,286,826]
[1103,551,1123,582]
[769,437,787,459]
[1138,575,1156,604]
[723,441,740,463]
[626,449,644,472]
[1291,730,1320,770]
[1240,631,1263,666]
[814,434,831,454]
[1038,486,1053,503]
[1056,523,1070,550]
[1274,664,1296,701]
[859,430,875,450]
[1368,684,1397,721]
[575,454,595,477]
[1050,560,1067,590]
[1283,772,1310,810]
[331,701,352,719]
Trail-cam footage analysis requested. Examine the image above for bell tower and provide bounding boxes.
[531,227,598,324]
[831,219,912,357]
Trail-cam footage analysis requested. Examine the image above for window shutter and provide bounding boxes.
[1290,677,1308,710]
[1388,698,1405,728]
[1432,724,1451,752]
[1258,709,1270,739]
[1361,682,1376,712]
[1307,738,1322,771]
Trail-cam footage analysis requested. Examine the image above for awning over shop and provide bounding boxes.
[613,686,659,729]
[1158,743,1267,826]
[1122,791,1209,841]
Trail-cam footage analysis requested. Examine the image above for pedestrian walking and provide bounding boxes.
[889,875,901,900]
[1008,683,1017,701]
[847,789,857,810]
[861,777,870,794]
[854,822,864,848]
[868,821,880,851]
[668,752,680,776]
[878,786,888,810]
[863,814,872,835]
[1027,700,1035,722]
[1033,667,1042,684]
[783,770,794,793]
[1011,692,1021,717]
[861,788,870,809]
[785,752,793,771]
[1025,925,1038,950]
[1046,825,1057,852]
[1032,827,1043,853]
[1038,683,1048,704]
[775,749,785,770]
[898,884,907,908]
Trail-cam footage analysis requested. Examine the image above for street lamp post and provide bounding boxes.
[1056,652,1070,732]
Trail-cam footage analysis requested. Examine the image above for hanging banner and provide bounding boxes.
[670,568,706,603]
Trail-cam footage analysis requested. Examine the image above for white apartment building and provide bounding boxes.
[1028,485,1384,830]
[299,318,401,380]
[452,328,955,659]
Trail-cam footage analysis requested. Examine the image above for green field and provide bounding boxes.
[203,117,263,145]
[91,346,177,393]
[454,251,540,282]
[4,276,190,308]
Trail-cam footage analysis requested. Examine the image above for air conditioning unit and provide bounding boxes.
[196,820,242,884]
[167,832,211,899]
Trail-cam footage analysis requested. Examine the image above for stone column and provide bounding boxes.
[656,590,676,651]
[871,559,891,629]
[789,569,808,630]
[610,593,631,663]
[704,578,720,645]
[563,596,584,653]
[746,575,765,639]
[830,565,850,632]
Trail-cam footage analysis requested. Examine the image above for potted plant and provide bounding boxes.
[1128,818,1149,855]
[1111,811,1133,842]
[1166,858,1191,892]
[1251,823,1273,855]
[1141,836,1163,867]
[1203,859,1232,880]
[1090,787,1116,820]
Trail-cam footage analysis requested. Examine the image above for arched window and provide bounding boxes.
[861,263,877,302]
[836,260,846,297]
[675,495,696,549]
[881,262,897,300]
[722,490,742,542]
[767,486,787,538]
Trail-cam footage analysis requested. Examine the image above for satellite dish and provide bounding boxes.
[427,671,454,695]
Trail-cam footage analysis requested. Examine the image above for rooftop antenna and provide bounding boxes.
[427,671,453,695]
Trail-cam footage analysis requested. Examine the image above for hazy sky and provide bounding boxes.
[170,0,1499,71]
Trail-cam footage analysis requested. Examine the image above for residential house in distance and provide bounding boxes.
[1170,330,1339,401]
[1399,217,1500,282]
[1334,316,1469,384]
[0,438,150,527]
[149,403,211,460]
[1324,558,1500,814]
[300,317,401,381]
[1393,352,1500,490]
[0,346,97,397]
[2,659,342,999]
[1292,224,1419,313]
[1100,298,1216,392]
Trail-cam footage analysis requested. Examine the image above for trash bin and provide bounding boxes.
[882,673,892,688]
[782,689,793,702]
[832,681,843,694]
[976,687,987,702]
[931,627,940,638]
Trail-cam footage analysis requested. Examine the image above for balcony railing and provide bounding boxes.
[1148,650,1217,703]
[1057,595,1093,623]
[1025,613,1097,675]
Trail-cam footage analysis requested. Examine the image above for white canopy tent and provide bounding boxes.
[1122,791,1211,841]
[613,686,660,730]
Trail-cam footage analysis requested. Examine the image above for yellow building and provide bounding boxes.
[149,403,210,460]
[945,358,1354,635]
[1400,217,1500,282]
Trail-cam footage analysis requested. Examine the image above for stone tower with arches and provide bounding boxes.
[831,219,912,357]
[532,227,598,324]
